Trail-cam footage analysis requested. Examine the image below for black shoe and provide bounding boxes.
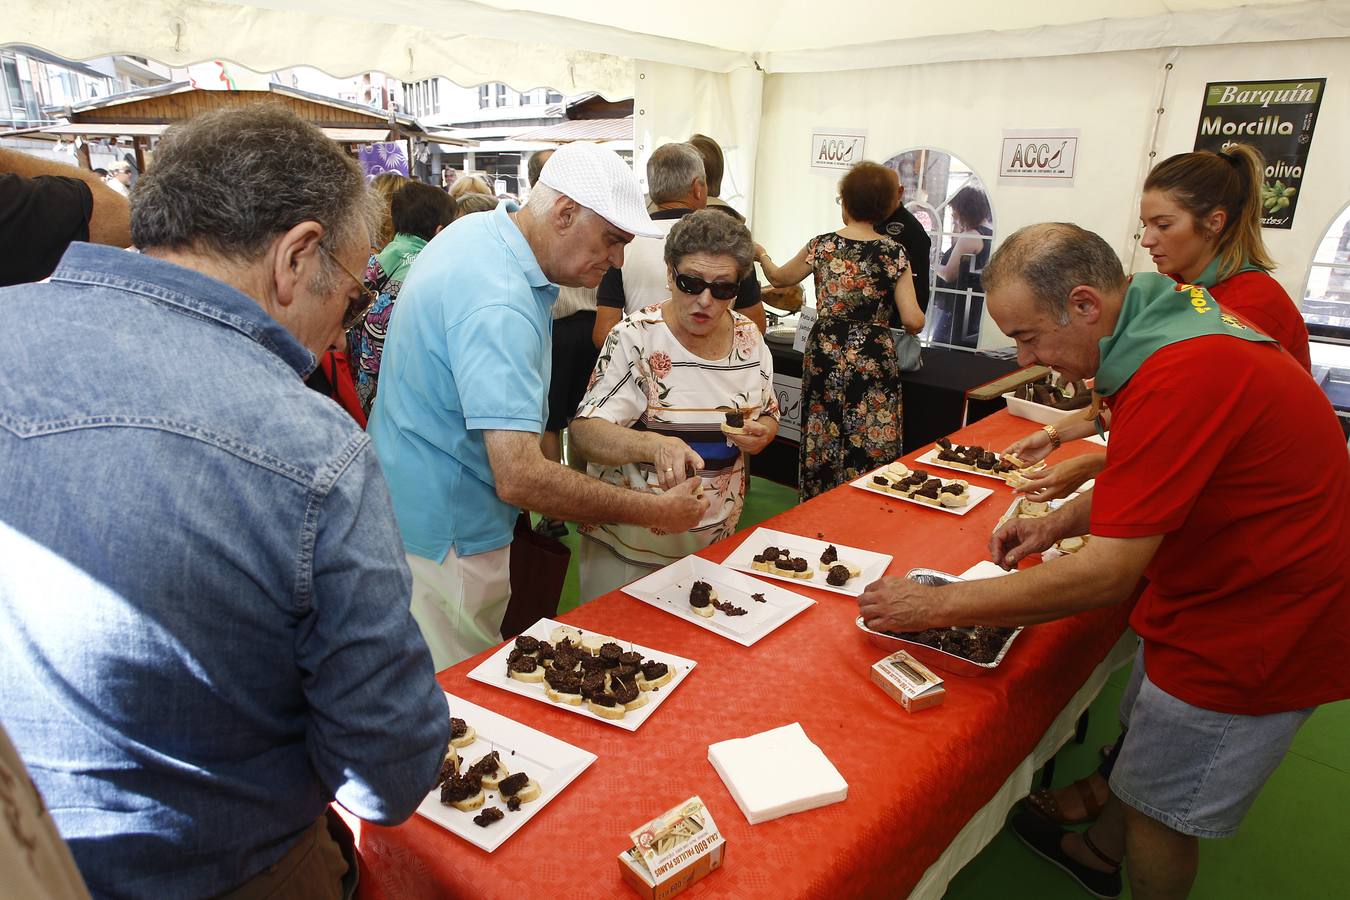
[1010,810,1122,899]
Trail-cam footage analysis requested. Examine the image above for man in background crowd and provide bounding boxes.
[527,148,600,538]
[593,141,765,349]
[0,148,131,286]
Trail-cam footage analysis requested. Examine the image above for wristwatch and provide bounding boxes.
[1042,424,1062,450]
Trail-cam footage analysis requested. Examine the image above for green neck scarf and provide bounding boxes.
[1094,271,1275,398]
[376,232,428,282]
[1189,255,1265,288]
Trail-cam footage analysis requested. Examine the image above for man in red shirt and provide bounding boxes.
[859,222,1349,900]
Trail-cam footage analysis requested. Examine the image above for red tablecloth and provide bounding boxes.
[347,411,1129,899]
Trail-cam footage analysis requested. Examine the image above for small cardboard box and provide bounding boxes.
[871,650,946,712]
[619,796,725,899]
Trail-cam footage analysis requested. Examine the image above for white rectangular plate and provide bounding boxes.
[850,468,995,517]
[415,692,596,853]
[623,556,816,646]
[914,448,1043,484]
[466,618,695,732]
[720,526,894,597]
[1086,434,1108,446]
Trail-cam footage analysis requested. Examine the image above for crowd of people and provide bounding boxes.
[1,98,1346,900]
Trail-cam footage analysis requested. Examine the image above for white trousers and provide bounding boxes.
[405,545,511,671]
[578,538,659,604]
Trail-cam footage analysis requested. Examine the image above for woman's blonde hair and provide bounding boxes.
[1143,144,1275,280]
[449,174,493,199]
[370,172,406,248]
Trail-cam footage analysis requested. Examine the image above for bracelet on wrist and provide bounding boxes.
[1042,424,1062,450]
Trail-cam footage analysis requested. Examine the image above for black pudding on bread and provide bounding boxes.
[611,677,640,704]
[689,581,713,607]
[724,409,744,428]
[514,635,539,654]
[449,717,468,741]
[545,667,581,692]
[498,772,530,797]
[826,564,851,586]
[641,661,668,681]
[762,547,783,561]
[619,650,643,667]
[940,482,966,495]
[598,642,622,665]
[468,751,500,779]
[914,479,942,499]
[507,654,538,674]
[588,693,619,709]
[440,770,481,805]
[820,544,838,565]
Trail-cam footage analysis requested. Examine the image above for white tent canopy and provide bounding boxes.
[12,1,1349,95]
[9,0,1350,345]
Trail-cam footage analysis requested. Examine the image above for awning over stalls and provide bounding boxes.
[513,117,633,143]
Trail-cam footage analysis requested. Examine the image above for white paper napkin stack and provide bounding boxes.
[707,722,848,824]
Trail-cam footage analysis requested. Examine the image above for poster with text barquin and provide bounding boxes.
[1192,78,1325,230]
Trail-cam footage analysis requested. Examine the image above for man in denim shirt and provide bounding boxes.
[0,106,448,899]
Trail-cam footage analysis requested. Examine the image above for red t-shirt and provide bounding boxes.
[1192,270,1312,372]
[1091,334,1350,715]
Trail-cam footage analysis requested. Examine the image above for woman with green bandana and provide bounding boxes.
[1005,143,1311,505]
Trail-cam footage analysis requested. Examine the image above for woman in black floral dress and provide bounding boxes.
[757,162,925,499]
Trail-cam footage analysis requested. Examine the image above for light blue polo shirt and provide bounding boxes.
[369,201,558,560]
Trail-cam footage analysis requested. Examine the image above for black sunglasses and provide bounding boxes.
[673,267,739,302]
[318,244,378,330]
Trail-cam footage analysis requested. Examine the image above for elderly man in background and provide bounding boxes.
[370,142,710,670]
[527,148,601,539]
[593,142,765,349]
[859,223,1349,900]
[0,105,449,899]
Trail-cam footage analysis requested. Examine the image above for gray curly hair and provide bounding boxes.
[130,104,379,275]
[663,209,753,282]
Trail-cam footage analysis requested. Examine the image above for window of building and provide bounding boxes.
[881,148,995,350]
[520,89,532,106]
[495,83,507,107]
[1303,202,1350,424]
[478,84,490,109]
[546,90,563,104]
[1304,203,1350,344]
[431,79,439,114]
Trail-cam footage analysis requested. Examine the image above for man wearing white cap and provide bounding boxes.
[370,142,711,668]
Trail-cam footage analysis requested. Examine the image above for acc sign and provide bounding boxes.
[811,130,867,171]
[999,130,1079,183]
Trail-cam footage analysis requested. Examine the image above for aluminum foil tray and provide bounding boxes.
[854,568,1022,677]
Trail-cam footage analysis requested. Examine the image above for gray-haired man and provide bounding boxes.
[593,142,766,348]
[0,104,449,899]
[370,141,710,670]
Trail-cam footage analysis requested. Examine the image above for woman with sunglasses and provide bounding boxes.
[757,161,925,499]
[570,211,780,601]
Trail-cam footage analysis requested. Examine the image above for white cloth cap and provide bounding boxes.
[538,142,660,238]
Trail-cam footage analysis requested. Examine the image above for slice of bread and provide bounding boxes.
[545,686,584,705]
[449,789,485,812]
[586,699,626,720]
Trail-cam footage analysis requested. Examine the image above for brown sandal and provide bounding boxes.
[1021,776,1107,826]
